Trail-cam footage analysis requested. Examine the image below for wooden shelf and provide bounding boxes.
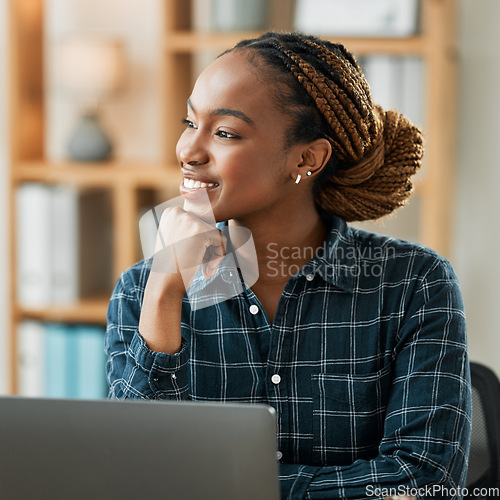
[12,161,182,188]
[7,0,459,395]
[16,297,109,324]
[165,31,428,56]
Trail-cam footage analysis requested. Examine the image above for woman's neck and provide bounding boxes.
[229,203,328,285]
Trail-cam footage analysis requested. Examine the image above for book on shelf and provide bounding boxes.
[51,185,79,304]
[399,56,425,129]
[16,184,113,309]
[45,322,70,398]
[359,55,425,128]
[294,0,420,37]
[362,55,403,112]
[16,184,53,309]
[351,55,425,243]
[18,321,46,397]
[74,324,108,399]
[18,321,107,399]
[192,0,269,32]
[211,0,268,31]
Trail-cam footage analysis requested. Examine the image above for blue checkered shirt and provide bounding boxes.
[105,215,471,499]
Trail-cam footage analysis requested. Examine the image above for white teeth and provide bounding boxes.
[183,178,218,189]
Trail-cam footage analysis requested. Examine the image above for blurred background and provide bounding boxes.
[0,0,498,396]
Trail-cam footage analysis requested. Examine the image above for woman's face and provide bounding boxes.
[176,50,305,224]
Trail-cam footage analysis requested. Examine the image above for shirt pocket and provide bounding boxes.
[311,369,391,466]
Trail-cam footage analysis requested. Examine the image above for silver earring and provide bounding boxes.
[306,171,312,176]
[295,174,302,184]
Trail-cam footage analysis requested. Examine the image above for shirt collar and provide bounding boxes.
[297,214,356,293]
[187,222,255,303]
[189,216,357,298]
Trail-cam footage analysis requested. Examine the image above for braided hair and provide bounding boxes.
[226,32,424,222]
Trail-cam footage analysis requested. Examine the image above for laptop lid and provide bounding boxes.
[0,397,280,500]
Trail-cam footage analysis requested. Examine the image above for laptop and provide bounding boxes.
[0,397,280,500]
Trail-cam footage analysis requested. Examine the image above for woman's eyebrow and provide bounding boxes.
[210,108,255,126]
[187,98,255,127]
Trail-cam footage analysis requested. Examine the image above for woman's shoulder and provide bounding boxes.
[346,223,458,283]
[348,224,438,256]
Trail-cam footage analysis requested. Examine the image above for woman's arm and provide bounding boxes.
[105,205,225,399]
[105,261,191,399]
[139,205,225,353]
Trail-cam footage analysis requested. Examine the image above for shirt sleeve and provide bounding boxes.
[105,264,191,400]
[278,257,472,500]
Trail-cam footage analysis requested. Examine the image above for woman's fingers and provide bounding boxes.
[201,231,226,279]
[150,206,226,290]
[174,228,226,285]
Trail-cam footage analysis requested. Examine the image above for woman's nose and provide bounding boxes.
[177,132,209,166]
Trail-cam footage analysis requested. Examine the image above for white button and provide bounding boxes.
[271,374,281,385]
[306,274,314,281]
[249,304,259,315]
[276,451,283,461]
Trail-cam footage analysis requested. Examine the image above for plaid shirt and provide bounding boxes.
[105,215,471,500]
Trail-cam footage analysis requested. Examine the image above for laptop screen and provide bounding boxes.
[0,397,280,500]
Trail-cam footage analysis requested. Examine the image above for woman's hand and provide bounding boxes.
[149,206,225,293]
[138,203,225,354]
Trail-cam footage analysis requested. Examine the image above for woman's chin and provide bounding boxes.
[179,185,220,223]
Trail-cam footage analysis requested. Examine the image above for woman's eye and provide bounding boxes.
[182,118,197,129]
[216,130,239,139]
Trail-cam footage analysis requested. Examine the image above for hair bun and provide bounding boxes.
[317,105,424,221]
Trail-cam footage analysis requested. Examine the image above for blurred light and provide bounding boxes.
[56,37,125,100]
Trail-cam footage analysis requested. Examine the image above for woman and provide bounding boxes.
[106,32,471,499]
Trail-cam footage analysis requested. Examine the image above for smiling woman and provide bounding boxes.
[105,32,471,500]
[176,49,320,226]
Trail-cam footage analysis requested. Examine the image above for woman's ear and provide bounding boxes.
[297,138,332,179]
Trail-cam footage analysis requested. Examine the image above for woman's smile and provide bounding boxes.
[182,179,218,190]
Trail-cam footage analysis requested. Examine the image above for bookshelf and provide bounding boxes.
[7,0,459,394]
